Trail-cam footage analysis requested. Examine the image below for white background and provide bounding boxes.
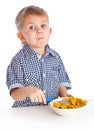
[0,0,94,108]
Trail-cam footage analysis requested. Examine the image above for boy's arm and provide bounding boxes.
[11,86,46,104]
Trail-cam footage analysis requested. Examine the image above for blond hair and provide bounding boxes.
[15,5,49,31]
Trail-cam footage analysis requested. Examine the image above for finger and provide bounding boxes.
[36,94,43,103]
[30,96,35,102]
[29,93,40,102]
[36,89,46,104]
[41,93,46,104]
[33,95,39,102]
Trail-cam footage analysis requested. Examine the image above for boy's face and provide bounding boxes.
[17,15,52,52]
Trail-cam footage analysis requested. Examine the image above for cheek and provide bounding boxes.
[25,33,35,41]
[46,32,51,40]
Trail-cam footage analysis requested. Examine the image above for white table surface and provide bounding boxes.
[0,100,94,130]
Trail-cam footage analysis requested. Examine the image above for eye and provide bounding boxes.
[41,24,47,29]
[29,25,36,30]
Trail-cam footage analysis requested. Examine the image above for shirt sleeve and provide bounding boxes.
[6,60,25,93]
[58,57,71,89]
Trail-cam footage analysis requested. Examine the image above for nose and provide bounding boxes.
[36,27,43,33]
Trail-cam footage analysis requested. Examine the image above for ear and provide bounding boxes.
[50,28,52,34]
[17,33,25,42]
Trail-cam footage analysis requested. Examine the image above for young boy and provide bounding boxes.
[6,5,72,107]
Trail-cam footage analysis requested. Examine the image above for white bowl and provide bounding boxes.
[49,97,87,118]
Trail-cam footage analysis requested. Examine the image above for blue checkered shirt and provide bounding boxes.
[6,44,71,107]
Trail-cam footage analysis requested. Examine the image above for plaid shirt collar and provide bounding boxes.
[23,44,59,59]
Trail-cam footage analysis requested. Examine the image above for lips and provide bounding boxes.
[37,37,44,40]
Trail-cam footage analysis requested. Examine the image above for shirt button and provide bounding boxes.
[25,78,29,81]
[55,75,57,78]
[43,73,46,77]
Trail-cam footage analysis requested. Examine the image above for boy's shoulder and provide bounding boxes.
[11,47,24,63]
[11,44,30,61]
[49,47,61,58]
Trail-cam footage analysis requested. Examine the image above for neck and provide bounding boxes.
[33,47,46,56]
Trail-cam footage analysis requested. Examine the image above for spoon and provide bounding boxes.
[46,97,70,104]
[57,100,70,104]
[46,97,54,102]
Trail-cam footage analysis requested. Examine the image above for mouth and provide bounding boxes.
[37,37,44,40]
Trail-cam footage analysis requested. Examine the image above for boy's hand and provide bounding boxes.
[65,93,73,97]
[26,86,47,104]
[11,86,46,104]
[58,86,73,97]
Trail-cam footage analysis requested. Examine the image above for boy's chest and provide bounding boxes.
[21,57,59,75]
[20,57,60,95]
